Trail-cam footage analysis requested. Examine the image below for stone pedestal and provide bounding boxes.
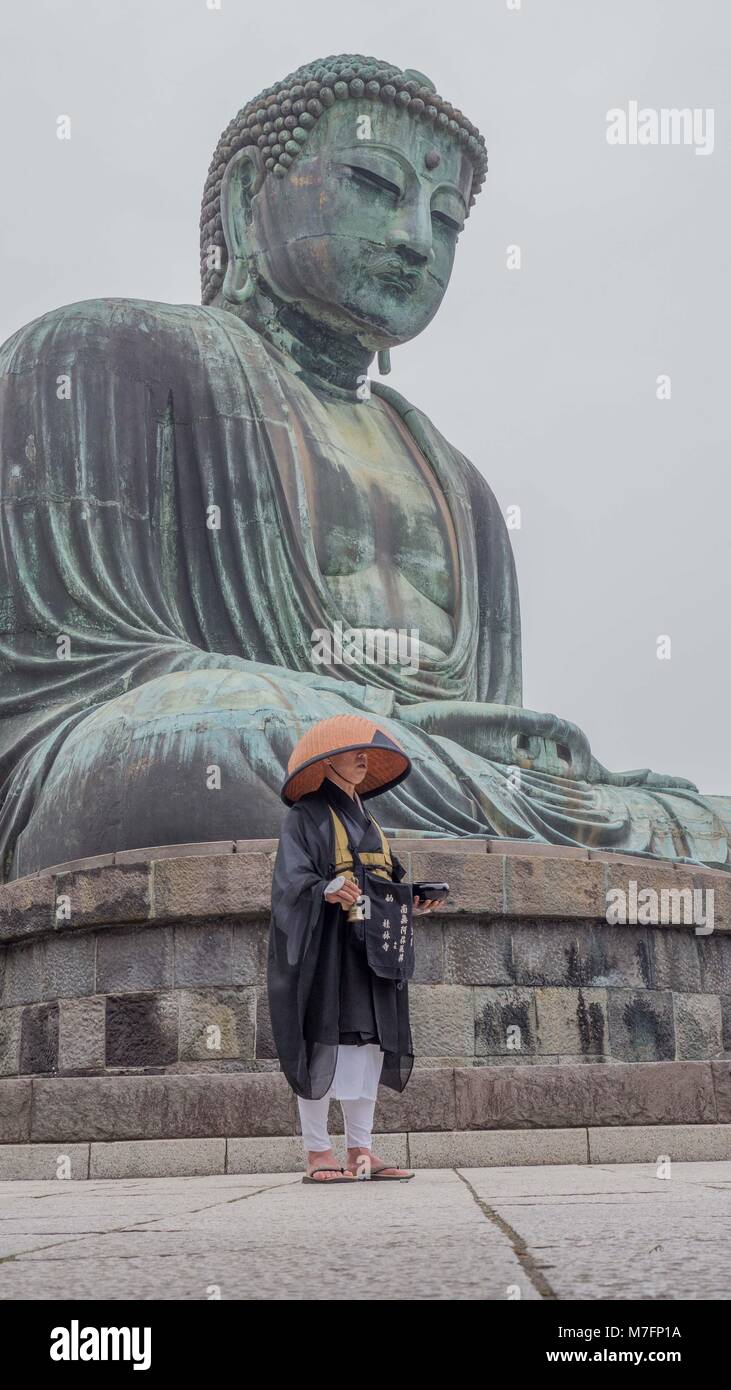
[1,841,730,1177]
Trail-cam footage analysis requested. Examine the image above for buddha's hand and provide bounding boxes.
[588,758,698,792]
[395,700,594,779]
[642,770,699,791]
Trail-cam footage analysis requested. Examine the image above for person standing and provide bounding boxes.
[268,714,437,1183]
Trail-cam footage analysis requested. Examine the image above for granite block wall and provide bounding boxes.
[1,910,730,1078]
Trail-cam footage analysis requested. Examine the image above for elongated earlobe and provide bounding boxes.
[220,147,265,307]
[378,349,391,375]
[221,256,256,305]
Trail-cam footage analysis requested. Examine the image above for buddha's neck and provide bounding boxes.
[238,282,374,393]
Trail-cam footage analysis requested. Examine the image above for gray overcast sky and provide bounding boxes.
[1,0,729,790]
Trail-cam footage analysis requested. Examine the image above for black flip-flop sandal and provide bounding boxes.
[302,1166,355,1184]
[351,1164,415,1181]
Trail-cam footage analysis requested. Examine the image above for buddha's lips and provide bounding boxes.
[367,253,424,293]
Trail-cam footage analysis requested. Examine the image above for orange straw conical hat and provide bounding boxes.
[281,714,411,805]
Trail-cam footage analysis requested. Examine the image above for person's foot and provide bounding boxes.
[305,1147,355,1181]
[345,1146,414,1179]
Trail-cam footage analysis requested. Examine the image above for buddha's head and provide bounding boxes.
[200,56,487,354]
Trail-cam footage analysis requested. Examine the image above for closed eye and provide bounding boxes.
[347,165,402,198]
[432,210,463,233]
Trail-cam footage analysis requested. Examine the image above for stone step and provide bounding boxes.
[3,1123,731,1179]
[2,1060,728,1147]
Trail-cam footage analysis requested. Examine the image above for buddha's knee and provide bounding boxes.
[13,669,304,872]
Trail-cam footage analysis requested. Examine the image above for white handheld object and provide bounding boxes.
[324,875,347,896]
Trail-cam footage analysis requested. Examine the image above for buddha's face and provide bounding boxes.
[232,102,475,349]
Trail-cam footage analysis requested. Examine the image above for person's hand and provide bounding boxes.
[414,895,438,914]
[325,877,361,907]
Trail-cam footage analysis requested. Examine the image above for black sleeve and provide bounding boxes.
[267,802,341,1099]
[270,805,330,966]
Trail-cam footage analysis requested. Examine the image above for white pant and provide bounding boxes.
[298,1044,384,1153]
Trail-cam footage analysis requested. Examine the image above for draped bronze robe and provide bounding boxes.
[0,297,729,877]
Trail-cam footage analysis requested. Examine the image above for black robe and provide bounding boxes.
[267,779,414,1100]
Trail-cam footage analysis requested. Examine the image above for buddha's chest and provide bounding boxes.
[302,407,459,619]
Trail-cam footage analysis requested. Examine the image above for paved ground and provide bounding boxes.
[0,1162,729,1300]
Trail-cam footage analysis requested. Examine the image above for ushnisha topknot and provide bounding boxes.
[199,53,489,305]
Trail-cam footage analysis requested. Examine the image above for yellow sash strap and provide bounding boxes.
[329,807,393,882]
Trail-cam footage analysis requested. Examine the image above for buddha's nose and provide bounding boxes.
[385,220,434,266]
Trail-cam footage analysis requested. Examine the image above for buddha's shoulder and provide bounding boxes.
[0,298,253,374]
[372,380,488,497]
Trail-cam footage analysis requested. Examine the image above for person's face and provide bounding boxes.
[326,750,369,786]
[245,102,474,349]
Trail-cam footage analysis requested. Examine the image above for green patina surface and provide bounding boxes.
[0,53,729,877]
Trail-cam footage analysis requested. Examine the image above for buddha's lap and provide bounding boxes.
[13,667,731,874]
[14,667,499,863]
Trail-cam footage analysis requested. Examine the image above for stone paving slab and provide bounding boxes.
[0,1168,533,1300]
[0,1163,729,1300]
[463,1164,731,1300]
